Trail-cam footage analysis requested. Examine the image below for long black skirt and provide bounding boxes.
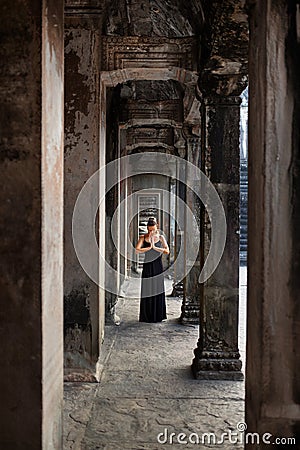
[139,249,167,323]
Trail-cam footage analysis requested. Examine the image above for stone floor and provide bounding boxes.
[63,268,247,449]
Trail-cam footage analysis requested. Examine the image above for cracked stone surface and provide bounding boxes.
[64,268,247,449]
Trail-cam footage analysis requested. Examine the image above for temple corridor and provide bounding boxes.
[63,269,247,449]
[1,0,300,448]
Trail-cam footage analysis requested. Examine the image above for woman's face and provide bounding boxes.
[147,225,157,234]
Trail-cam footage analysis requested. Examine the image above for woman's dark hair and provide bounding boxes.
[147,217,157,226]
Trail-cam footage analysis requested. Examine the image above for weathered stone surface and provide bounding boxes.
[64,13,104,380]
[64,271,246,449]
[103,0,202,37]
[97,367,244,400]
[192,94,243,380]
[102,36,197,71]
[0,0,64,448]
[2,0,300,447]
[66,0,104,7]
[246,0,300,445]
[83,397,244,448]
[64,383,97,448]
[199,0,248,96]
[180,137,201,324]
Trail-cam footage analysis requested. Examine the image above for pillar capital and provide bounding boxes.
[203,95,242,107]
[198,71,248,100]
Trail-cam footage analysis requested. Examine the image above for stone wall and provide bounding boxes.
[246,0,300,445]
[64,9,104,381]
[0,0,64,447]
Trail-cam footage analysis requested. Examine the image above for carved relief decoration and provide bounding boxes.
[120,99,182,122]
[102,36,197,71]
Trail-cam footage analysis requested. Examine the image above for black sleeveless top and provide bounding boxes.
[142,235,163,263]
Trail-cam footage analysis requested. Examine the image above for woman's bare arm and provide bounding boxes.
[152,235,170,254]
[135,235,152,254]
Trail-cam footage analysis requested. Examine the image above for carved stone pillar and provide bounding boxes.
[171,168,185,298]
[246,0,300,442]
[0,1,64,447]
[180,137,201,324]
[64,5,104,381]
[192,94,243,380]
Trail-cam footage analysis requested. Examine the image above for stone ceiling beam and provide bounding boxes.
[125,142,174,153]
[120,119,182,129]
[101,67,198,88]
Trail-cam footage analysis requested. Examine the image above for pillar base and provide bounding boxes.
[105,305,120,325]
[192,349,243,380]
[192,368,244,381]
[170,281,184,298]
[179,308,200,324]
[64,361,101,383]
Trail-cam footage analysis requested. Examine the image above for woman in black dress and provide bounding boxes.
[135,217,169,323]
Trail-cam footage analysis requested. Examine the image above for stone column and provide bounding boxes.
[105,161,119,324]
[180,137,201,324]
[0,0,64,448]
[171,165,186,298]
[105,89,121,324]
[246,0,300,443]
[192,94,243,380]
[168,177,177,268]
[64,5,104,381]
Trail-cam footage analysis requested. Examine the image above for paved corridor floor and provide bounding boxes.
[64,268,247,449]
